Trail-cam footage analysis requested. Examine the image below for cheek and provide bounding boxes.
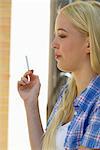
[63,40,85,58]
[62,45,85,68]
[60,37,86,63]
[61,43,75,57]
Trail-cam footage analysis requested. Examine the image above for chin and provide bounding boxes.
[57,64,70,72]
[57,63,74,73]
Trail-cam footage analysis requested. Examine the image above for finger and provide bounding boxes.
[21,76,28,84]
[18,81,26,88]
[24,70,34,78]
[22,70,34,83]
[18,81,28,90]
[25,72,38,83]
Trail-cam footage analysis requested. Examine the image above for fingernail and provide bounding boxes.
[31,69,33,73]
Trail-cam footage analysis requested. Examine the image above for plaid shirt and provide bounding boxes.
[47,75,100,150]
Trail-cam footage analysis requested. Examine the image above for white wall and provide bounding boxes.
[8,0,50,149]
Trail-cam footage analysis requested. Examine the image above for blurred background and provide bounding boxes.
[0,0,99,149]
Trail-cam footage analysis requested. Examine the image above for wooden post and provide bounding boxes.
[47,0,58,120]
[0,1,11,150]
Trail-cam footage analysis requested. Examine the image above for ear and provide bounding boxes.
[85,38,90,54]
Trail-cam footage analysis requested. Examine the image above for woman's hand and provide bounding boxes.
[17,70,41,105]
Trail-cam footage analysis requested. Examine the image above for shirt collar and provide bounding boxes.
[73,75,100,112]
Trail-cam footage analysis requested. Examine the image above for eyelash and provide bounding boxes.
[58,34,66,38]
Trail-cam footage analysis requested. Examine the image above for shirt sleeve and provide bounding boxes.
[81,100,100,149]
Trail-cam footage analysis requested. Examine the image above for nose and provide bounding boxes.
[51,37,59,49]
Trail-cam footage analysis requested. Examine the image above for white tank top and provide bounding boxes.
[56,122,71,150]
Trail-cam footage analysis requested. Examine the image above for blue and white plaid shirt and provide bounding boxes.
[47,75,100,150]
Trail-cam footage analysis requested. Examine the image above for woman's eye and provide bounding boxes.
[58,35,66,38]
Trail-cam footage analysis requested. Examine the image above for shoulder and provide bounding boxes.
[88,91,100,114]
[92,94,100,112]
[81,94,100,149]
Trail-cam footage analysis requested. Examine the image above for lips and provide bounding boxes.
[54,53,61,60]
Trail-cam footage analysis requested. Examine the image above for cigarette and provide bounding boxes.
[25,56,30,81]
[25,56,29,70]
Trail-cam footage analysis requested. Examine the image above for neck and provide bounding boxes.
[73,69,97,96]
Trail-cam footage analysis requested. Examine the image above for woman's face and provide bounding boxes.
[52,13,89,72]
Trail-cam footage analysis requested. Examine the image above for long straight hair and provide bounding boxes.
[42,1,100,149]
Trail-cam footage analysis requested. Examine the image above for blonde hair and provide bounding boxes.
[42,1,100,149]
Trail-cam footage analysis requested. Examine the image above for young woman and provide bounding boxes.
[17,1,100,150]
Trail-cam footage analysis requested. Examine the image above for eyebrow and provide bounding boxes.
[57,28,69,33]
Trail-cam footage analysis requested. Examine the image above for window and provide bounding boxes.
[8,0,50,149]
